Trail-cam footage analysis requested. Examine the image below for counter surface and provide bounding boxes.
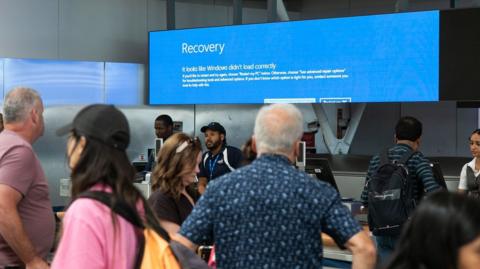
[312,154,470,177]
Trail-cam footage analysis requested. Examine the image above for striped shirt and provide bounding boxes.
[361,143,441,206]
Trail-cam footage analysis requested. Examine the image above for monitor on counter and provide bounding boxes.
[154,138,163,162]
[430,161,447,189]
[305,157,339,193]
[296,141,306,169]
[132,162,147,173]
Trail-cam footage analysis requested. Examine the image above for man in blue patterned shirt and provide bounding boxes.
[175,103,376,269]
[360,116,442,265]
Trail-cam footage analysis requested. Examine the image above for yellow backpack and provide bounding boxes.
[139,228,181,269]
[79,191,208,269]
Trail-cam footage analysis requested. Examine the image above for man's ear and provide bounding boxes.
[251,136,257,153]
[220,133,225,142]
[293,140,300,157]
[30,108,39,125]
[415,137,421,149]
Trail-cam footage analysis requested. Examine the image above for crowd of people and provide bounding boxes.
[0,86,479,269]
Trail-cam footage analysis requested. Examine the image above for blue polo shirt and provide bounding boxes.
[180,154,361,269]
[198,145,243,182]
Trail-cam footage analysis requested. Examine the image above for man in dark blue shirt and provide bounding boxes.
[197,122,243,194]
[146,114,174,172]
[360,116,442,265]
[175,104,376,269]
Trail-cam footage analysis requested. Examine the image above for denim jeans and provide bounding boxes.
[374,235,398,267]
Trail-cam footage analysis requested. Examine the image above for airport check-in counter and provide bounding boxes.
[129,153,469,266]
[101,153,471,266]
[306,154,469,266]
[321,154,469,199]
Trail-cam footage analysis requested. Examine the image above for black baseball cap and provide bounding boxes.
[56,104,130,150]
[200,122,226,135]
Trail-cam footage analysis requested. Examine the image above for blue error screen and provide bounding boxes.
[149,10,439,105]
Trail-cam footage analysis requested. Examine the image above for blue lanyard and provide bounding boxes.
[209,154,221,180]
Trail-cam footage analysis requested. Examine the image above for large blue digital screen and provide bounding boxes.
[105,62,144,105]
[4,59,104,106]
[149,10,439,104]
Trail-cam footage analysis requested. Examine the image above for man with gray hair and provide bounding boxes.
[0,87,54,269]
[176,103,376,269]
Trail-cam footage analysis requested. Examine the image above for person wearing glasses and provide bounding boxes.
[148,133,202,236]
[458,129,480,196]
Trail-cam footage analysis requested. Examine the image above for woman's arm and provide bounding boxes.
[159,219,181,237]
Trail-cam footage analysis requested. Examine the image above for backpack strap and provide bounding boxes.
[77,191,177,269]
[78,191,144,227]
[379,148,390,166]
[76,191,147,269]
[379,148,415,166]
[397,149,415,165]
[77,191,170,241]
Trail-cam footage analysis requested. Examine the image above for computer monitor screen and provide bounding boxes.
[154,138,163,162]
[305,157,339,193]
[296,141,306,167]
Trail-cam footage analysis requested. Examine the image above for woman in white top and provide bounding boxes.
[458,129,480,196]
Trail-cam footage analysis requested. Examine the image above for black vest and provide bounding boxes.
[466,166,480,198]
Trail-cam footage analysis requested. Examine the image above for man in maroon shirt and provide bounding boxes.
[0,87,54,269]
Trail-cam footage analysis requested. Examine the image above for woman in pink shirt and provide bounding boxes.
[52,104,148,269]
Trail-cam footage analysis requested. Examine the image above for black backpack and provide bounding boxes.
[366,149,416,236]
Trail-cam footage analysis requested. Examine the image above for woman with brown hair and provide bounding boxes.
[148,133,202,236]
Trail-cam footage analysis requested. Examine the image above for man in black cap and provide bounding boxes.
[197,122,243,194]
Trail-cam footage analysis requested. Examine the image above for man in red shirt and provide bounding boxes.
[0,87,55,269]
